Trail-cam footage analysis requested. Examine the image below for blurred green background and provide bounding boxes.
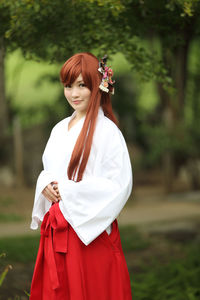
[1,0,200,191]
[1,0,200,299]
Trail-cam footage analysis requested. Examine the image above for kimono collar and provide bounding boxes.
[69,106,104,122]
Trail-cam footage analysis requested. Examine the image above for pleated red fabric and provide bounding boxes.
[30,203,132,300]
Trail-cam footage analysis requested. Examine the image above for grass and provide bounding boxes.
[121,225,200,299]
[131,242,200,300]
[0,235,40,263]
[0,225,148,263]
[0,214,25,223]
[119,224,151,251]
[0,196,14,207]
[0,196,25,223]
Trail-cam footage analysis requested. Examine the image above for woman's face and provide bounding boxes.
[64,73,91,117]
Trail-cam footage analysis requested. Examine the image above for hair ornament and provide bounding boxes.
[98,55,115,95]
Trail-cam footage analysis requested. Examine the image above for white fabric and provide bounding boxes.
[30,106,133,245]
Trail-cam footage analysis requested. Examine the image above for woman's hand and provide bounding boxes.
[42,181,61,203]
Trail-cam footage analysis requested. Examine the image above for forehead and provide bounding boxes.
[73,73,83,83]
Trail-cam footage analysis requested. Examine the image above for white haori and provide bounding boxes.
[30,106,133,245]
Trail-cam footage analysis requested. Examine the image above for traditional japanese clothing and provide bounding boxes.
[30,106,133,299]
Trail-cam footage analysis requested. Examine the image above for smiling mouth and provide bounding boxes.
[73,100,82,104]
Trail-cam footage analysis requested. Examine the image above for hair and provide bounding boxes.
[60,52,118,182]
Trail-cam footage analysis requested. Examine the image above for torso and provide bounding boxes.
[68,117,79,131]
[68,115,85,131]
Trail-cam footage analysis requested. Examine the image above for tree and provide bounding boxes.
[119,0,200,190]
[0,1,10,139]
[3,0,200,190]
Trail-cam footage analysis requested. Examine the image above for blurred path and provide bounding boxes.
[118,196,200,226]
[0,221,37,238]
[0,187,200,237]
[118,190,200,234]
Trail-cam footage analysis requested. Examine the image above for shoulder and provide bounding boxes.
[95,115,127,152]
[104,116,125,142]
[96,114,119,135]
[104,116,120,134]
[50,117,70,135]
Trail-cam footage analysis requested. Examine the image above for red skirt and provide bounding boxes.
[30,203,132,300]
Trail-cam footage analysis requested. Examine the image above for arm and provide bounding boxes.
[30,170,55,229]
[30,128,59,229]
[58,129,133,245]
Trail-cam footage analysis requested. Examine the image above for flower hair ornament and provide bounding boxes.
[98,55,115,95]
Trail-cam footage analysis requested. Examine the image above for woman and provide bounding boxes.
[30,52,133,300]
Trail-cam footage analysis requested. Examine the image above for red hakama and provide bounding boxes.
[30,203,132,299]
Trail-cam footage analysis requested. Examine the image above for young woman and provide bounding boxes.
[30,52,133,300]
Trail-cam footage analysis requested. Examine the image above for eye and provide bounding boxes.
[65,84,71,88]
[79,83,86,87]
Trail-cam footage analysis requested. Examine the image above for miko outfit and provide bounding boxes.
[30,106,133,299]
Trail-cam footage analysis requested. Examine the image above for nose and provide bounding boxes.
[71,86,79,99]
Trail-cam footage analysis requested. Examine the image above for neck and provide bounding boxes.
[75,110,86,120]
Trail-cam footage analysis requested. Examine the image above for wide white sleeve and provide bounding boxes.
[58,129,133,246]
[30,170,56,229]
[30,129,57,229]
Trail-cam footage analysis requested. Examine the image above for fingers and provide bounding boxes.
[51,181,61,201]
[49,184,59,200]
[53,186,61,201]
[52,181,58,185]
[42,184,60,203]
[41,181,62,204]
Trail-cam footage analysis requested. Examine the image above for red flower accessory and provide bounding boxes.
[98,55,115,94]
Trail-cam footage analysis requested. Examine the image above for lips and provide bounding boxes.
[72,100,82,104]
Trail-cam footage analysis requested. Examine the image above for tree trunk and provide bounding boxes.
[156,83,176,193]
[0,37,8,140]
[13,116,25,187]
[157,34,190,193]
[174,41,190,118]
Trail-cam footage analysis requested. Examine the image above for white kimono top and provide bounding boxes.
[30,106,133,246]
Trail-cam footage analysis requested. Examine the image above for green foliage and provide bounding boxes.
[0,214,24,223]
[2,0,200,98]
[119,225,151,252]
[24,290,30,297]
[0,253,12,288]
[137,118,200,169]
[119,37,174,93]
[2,0,200,91]
[4,0,194,90]
[0,235,40,263]
[6,0,122,60]
[5,49,60,110]
[166,0,200,16]
[0,1,10,39]
[132,242,200,299]
[2,0,200,185]
[83,0,125,16]
[0,196,14,207]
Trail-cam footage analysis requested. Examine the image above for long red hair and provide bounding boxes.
[60,52,118,182]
